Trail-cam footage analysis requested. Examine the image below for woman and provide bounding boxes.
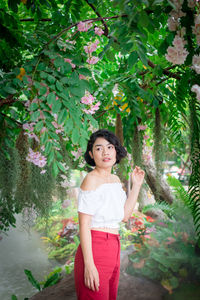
[74,129,145,300]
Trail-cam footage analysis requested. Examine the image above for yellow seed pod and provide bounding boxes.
[143,65,147,69]
[126,107,130,113]
[105,105,109,109]
[113,100,118,106]
[137,96,143,102]
[20,67,26,75]
[16,74,23,81]
[114,96,122,100]
[121,103,128,111]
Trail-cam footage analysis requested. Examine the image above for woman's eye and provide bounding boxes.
[108,145,114,149]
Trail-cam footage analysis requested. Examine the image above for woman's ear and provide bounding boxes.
[89,151,93,159]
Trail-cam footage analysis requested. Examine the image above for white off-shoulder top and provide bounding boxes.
[78,182,127,229]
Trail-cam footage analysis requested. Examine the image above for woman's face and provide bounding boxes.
[89,137,117,168]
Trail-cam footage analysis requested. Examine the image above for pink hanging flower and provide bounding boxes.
[40,169,46,174]
[84,40,99,54]
[137,125,147,131]
[71,148,83,160]
[81,91,95,105]
[26,148,47,168]
[165,35,188,65]
[77,21,93,32]
[79,74,87,80]
[94,27,104,36]
[86,56,99,64]
[64,58,76,68]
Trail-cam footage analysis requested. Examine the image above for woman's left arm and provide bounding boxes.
[123,166,145,222]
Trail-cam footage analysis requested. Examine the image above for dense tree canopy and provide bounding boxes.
[0,0,199,245]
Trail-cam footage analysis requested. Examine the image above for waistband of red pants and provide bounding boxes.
[91,229,120,240]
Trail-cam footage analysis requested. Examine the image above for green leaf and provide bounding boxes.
[86,114,98,129]
[47,92,56,105]
[40,71,48,79]
[64,118,73,132]
[72,127,80,144]
[47,74,56,84]
[41,131,48,144]
[57,161,66,172]
[3,86,17,94]
[34,120,44,132]
[138,11,149,28]
[69,86,85,97]
[137,48,148,66]
[48,150,55,165]
[57,108,68,125]
[11,295,18,300]
[29,102,38,111]
[44,141,53,155]
[49,131,59,140]
[56,81,63,92]
[79,136,87,151]
[78,68,92,77]
[128,52,138,69]
[39,85,47,96]
[30,111,40,121]
[53,57,65,68]
[46,121,56,131]
[24,269,41,291]
[52,161,59,177]
[43,273,61,289]
[43,111,53,120]
[52,100,62,113]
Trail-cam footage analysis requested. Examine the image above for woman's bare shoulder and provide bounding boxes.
[80,172,99,191]
[111,174,121,183]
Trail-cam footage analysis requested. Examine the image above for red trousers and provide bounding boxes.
[74,230,121,300]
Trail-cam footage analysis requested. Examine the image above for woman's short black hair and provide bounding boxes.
[84,129,127,166]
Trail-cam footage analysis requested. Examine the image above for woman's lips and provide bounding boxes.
[102,158,111,162]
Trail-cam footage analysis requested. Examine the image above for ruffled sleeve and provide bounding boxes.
[78,189,100,215]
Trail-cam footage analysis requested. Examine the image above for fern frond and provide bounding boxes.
[167,73,189,143]
[189,97,200,243]
[167,176,192,210]
[142,202,174,216]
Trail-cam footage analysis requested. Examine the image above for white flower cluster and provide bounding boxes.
[191,84,200,102]
[167,7,185,32]
[193,14,200,46]
[165,35,189,65]
[192,55,200,74]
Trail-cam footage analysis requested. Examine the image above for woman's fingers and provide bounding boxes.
[94,277,99,291]
[85,276,99,291]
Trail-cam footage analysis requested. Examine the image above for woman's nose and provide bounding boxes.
[102,148,108,155]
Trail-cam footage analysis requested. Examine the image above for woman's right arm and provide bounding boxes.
[79,212,99,292]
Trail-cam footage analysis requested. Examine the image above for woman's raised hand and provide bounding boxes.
[131,166,145,186]
[84,264,99,291]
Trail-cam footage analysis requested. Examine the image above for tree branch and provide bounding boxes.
[0,95,17,108]
[20,18,51,22]
[84,0,109,36]
[147,60,181,80]
[0,112,23,127]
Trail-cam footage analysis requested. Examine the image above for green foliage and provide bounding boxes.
[127,202,200,292]
[188,97,200,245]
[0,0,199,240]
[24,267,61,291]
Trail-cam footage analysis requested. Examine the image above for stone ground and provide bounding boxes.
[30,249,167,300]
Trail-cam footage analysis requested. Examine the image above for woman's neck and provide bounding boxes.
[94,167,112,179]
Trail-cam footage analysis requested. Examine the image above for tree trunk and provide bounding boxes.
[144,160,174,204]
